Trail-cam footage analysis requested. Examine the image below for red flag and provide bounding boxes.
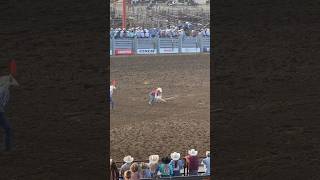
[9,59,17,76]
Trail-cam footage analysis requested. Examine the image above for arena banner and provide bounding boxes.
[115,49,133,55]
[159,48,179,54]
[181,48,201,53]
[203,47,210,52]
[137,49,157,54]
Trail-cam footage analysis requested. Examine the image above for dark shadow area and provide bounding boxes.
[213,0,320,179]
[0,0,108,179]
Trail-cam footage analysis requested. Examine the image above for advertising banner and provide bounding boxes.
[159,48,179,54]
[115,49,133,55]
[137,49,157,54]
[181,48,201,53]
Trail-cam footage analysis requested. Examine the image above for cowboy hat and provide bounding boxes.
[170,152,180,160]
[206,151,210,157]
[156,87,162,92]
[149,155,159,164]
[188,149,198,156]
[123,155,134,163]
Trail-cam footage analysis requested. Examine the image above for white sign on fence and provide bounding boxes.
[137,49,157,54]
[159,48,179,54]
[181,48,201,53]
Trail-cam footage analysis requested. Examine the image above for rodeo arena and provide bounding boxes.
[109,0,210,179]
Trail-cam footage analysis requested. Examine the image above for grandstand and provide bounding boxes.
[110,0,210,29]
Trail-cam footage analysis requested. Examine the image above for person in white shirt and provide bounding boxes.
[109,84,116,109]
[202,151,210,175]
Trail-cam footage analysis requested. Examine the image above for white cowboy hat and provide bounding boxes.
[156,87,162,92]
[170,152,180,160]
[206,151,210,157]
[188,149,198,156]
[123,155,134,163]
[149,155,159,164]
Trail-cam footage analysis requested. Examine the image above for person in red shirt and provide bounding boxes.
[185,149,200,176]
[148,87,166,105]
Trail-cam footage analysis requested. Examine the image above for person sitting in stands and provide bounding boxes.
[120,155,134,178]
[185,149,200,176]
[130,162,141,180]
[141,162,152,178]
[148,155,160,178]
[202,151,211,176]
[170,152,184,176]
[124,170,132,180]
[158,156,173,177]
[110,159,119,180]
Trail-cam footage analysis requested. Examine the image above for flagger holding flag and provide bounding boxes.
[0,60,19,151]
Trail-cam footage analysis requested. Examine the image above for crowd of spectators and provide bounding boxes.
[110,22,210,39]
[110,149,211,180]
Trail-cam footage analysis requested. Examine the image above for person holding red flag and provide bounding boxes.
[0,73,19,151]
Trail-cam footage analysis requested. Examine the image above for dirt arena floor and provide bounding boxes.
[110,54,210,161]
[213,0,320,178]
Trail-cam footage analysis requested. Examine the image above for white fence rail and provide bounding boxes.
[109,36,210,56]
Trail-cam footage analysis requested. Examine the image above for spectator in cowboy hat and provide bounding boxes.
[185,149,200,175]
[124,170,132,180]
[140,162,152,178]
[148,155,160,177]
[130,162,141,180]
[158,156,173,177]
[110,159,120,180]
[202,151,211,175]
[170,152,184,176]
[120,155,134,178]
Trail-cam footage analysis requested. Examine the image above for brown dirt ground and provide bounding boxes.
[110,54,210,161]
[213,0,320,179]
[0,1,108,179]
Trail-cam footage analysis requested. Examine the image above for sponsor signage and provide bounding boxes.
[137,49,157,54]
[115,49,133,55]
[159,48,179,54]
[181,48,201,53]
[203,47,210,52]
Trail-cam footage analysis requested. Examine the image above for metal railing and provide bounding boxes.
[109,36,210,55]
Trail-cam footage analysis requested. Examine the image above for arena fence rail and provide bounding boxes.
[109,36,210,55]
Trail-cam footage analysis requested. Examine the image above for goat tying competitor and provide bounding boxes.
[0,74,19,151]
[148,87,166,105]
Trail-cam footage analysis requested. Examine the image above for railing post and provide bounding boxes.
[179,35,182,53]
[133,36,138,55]
[157,35,160,54]
[112,36,115,55]
[199,35,203,53]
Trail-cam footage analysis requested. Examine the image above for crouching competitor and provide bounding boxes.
[148,87,166,105]
[109,83,116,109]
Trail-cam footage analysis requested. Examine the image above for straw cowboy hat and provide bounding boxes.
[149,155,159,164]
[188,149,198,156]
[170,152,181,161]
[123,155,134,163]
[156,87,162,92]
[206,151,210,157]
